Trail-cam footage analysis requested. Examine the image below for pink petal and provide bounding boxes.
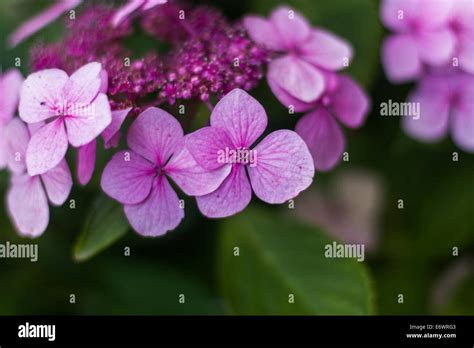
[0,128,8,169]
[112,0,145,27]
[210,89,268,148]
[41,159,72,205]
[415,29,456,66]
[0,69,24,125]
[380,0,413,31]
[5,118,30,174]
[65,93,112,147]
[165,143,232,196]
[26,119,68,176]
[185,127,234,171]
[267,76,314,112]
[247,130,314,204]
[269,6,311,49]
[295,108,345,172]
[7,174,49,238]
[127,107,184,165]
[196,165,252,218]
[99,69,109,94]
[18,68,69,124]
[330,75,370,129]
[63,62,102,104]
[268,56,325,104]
[451,75,474,152]
[102,107,132,149]
[458,33,474,74]
[300,29,353,71]
[243,16,284,51]
[77,140,96,186]
[142,0,167,11]
[124,177,184,237]
[382,34,421,83]
[8,0,82,47]
[101,150,155,205]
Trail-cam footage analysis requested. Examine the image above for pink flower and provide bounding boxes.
[447,0,474,74]
[5,119,72,238]
[403,72,474,153]
[244,6,352,105]
[101,107,229,237]
[186,89,315,218]
[8,0,81,47]
[0,69,24,169]
[380,0,456,83]
[112,0,167,27]
[19,62,112,176]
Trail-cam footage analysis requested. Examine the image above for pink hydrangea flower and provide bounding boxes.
[112,0,167,27]
[447,0,474,74]
[403,72,474,153]
[5,119,72,238]
[101,107,230,237]
[380,0,456,83]
[0,69,24,169]
[9,0,81,47]
[186,89,315,218]
[244,6,352,105]
[18,62,112,176]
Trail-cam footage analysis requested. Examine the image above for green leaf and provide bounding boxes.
[73,195,129,262]
[217,206,374,314]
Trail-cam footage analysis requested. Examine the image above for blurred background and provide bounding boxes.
[0,0,473,315]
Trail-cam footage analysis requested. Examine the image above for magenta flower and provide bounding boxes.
[403,72,474,153]
[447,0,474,74]
[380,0,456,83]
[101,107,230,237]
[0,69,24,169]
[112,0,167,27]
[244,6,352,105]
[8,0,81,47]
[18,62,112,176]
[186,89,315,218]
[5,119,72,238]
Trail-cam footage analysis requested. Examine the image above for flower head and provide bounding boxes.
[101,107,229,236]
[19,62,112,176]
[187,89,315,218]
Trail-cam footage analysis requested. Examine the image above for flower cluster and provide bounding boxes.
[380,0,474,152]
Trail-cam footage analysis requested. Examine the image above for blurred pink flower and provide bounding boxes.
[101,107,229,237]
[18,62,112,176]
[5,119,72,238]
[187,89,314,218]
[112,0,167,27]
[8,0,81,47]
[403,71,474,152]
[0,69,24,169]
[447,0,474,74]
[380,0,456,83]
[244,6,352,105]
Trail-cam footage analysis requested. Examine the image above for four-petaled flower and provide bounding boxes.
[101,107,229,236]
[187,89,315,218]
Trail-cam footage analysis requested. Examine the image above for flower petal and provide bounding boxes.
[196,164,252,218]
[269,6,311,49]
[415,28,455,66]
[124,177,184,237]
[63,62,102,104]
[0,69,24,125]
[5,118,30,174]
[330,75,370,129]
[211,89,268,148]
[77,140,96,186]
[7,174,49,238]
[101,150,155,205]
[19,68,69,124]
[65,93,112,147]
[0,128,8,169]
[451,75,474,152]
[102,107,132,149]
[267,76,314,113]
[41,159,72,205]
[185,127,234,171]
[458,33,474,74]
[243,16,284,51]
[300,29,353,71]
[112,0,145,27]
[127,107,184,165]
[248,130,314,204]
[382,34,421,83]
[268,56,325,104]
[165,143,232,196]
[295,108,345,172]
[142,0,167,11]
[26,119,68,176]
